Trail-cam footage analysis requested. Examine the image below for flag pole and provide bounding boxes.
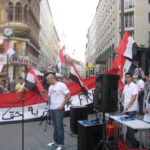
[6,54,8,78]
[121,0,124,38]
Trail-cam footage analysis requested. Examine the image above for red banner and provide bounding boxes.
[0,91,45,108]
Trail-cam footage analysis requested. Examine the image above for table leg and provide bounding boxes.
[139,130,142,149]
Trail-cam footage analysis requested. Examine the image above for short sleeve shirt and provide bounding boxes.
[15,83,25,92]
[123,82,138,112]
[48,82,70,110]
[137,79,145,92]
[143,91,150,123]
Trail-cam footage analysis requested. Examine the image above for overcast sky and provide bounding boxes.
[48,0,99,62]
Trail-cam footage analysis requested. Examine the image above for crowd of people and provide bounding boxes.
[0,73,74,94]
[118,71,150,147]
[0,67,150,149]
[0,76,25,94]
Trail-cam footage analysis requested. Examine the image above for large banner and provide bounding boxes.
[0,76,96,122]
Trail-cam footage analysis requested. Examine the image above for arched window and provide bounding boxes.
[7,2,13,21]
[24,5,28,23]
[15,2,22,21]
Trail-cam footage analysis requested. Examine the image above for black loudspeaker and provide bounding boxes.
[70,106,88,134]
[93,74,120,112]
[77,121,103,150]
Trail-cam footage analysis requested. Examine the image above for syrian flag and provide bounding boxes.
[25,67,44,96]
[56,45,66,69]
[4,44,15,56]
[113,53,123,69]
[113,56,137,92]
[119,57,136,91]
[112,31,138,92]
[116,31,138,59]
[70,61,88,90]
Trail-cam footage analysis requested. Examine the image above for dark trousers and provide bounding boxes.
[126,111,137,141]
[138,92,144,114]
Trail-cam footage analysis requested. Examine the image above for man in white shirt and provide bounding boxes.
[119,72,138,142]
[143,90,150,123]
[137,74,145,115]
[46,74,71,150]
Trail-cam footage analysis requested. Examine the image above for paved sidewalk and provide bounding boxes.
[0,116,78,150]
[0,113,147,150]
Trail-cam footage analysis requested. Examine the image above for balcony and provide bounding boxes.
[0,21,31,38]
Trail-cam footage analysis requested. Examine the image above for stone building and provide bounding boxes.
[86,0,150,74]
[39,0,60,71]
[0,0,41,80]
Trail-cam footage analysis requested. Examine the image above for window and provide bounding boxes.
[124,0,134,9]
[15,2,22,21]
[124,13,134,27]
[7,2,13,21]
[149,0,150,4]
[24,5,28,23]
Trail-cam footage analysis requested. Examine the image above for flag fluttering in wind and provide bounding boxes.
[116,31,138,59]
[25,67,44,96]
[113,31,138,92]
[56,45,66,70]
[4,44,15,56]
[70,60,88,90]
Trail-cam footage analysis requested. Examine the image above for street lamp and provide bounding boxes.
[3,2,14,79]
[3,26,14,78]
[120,0,124,38]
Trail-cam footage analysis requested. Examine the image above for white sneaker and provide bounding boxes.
[47,142,57,147]
[56,145,63,150]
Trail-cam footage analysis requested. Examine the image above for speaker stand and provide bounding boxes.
[94,112,111,150]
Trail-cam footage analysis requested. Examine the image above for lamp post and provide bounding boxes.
[3,2,14,79]
[120,0,124,38]
[3,26,13,79]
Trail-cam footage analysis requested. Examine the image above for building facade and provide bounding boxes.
[86,0,150,74]
[39,0,60,71]
[86,0,118,74]
[0,0,41,80]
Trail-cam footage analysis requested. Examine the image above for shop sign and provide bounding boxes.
[0,54,7,65]
[9,56,30,65]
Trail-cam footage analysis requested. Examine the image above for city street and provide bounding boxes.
[0,113,147,150]
[0,0,150,150]
[0,115,77,150]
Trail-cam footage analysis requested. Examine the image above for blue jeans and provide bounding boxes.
[126,111,137,141]
[50,109,65,145]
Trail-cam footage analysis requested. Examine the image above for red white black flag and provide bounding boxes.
[56,45,66,69]
[116,31,138,59]
[25,67,44,96]
[113,31,138,91]
[70,60,88,90]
